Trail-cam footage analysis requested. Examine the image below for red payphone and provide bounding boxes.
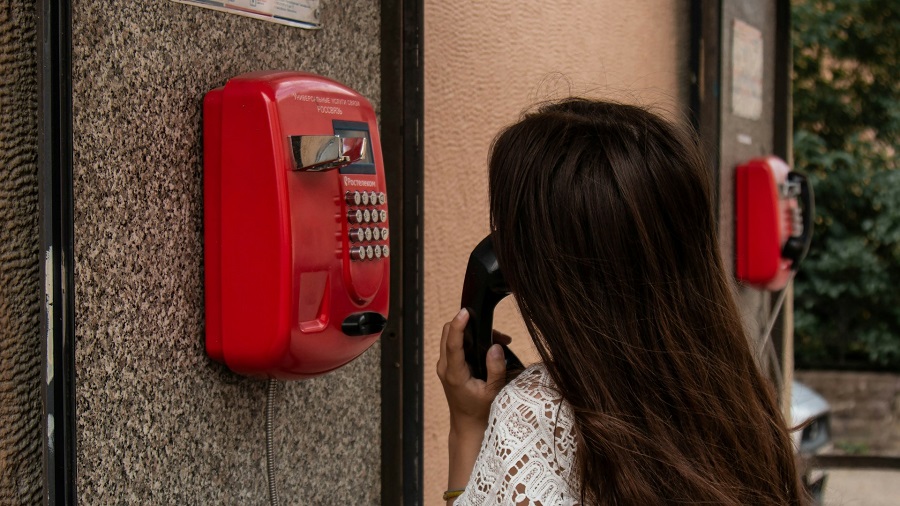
[204,71,390,379]
[735,156,814,291]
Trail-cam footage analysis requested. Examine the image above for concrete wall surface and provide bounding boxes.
[71,1,383,503]
[422,0,692,502]
[0,2,42,504]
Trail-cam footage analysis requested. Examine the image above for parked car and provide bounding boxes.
[791,380,832,505]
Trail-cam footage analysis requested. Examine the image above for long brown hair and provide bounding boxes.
[488,99,808,505]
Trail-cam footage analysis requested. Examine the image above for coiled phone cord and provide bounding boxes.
[266,378,280,506]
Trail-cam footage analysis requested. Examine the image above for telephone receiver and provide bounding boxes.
[781,171,815,269]
[460,235,523,381]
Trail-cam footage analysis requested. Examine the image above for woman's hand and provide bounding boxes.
[436,308,509,437]
[437,308,510,503]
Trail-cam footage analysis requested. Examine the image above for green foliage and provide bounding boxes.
[792,0,900,369]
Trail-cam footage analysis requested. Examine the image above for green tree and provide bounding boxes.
[792,0,900,369]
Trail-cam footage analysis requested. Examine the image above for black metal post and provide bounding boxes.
[37,0,76,504]
[380,0,424,503]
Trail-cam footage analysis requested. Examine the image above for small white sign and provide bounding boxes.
[731,19,764,120]
[172,0,322,29]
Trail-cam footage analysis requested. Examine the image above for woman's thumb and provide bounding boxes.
[485,344,507,393]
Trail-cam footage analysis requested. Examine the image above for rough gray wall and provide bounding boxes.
[719,0,780,357]
[72,1,382,503]
[0,2,42,504]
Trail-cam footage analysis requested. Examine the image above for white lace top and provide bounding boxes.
[455,364,581,505]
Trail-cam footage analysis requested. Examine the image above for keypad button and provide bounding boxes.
[365,245,374,259]
[368,191,378,205]
[374,245,382,258]
[363,209,372,223]
[372,228,381,241]
[349,228,365,243]
[345,191,361,206]
[348,209,363,224]
[364,227,373,241]
[378,192,386,205]
[381,228,389,241]
[371,210,380,223]
[379,210,387,222]
[381,245,390,258]
[350,247,366,261]
[361,191,370,205]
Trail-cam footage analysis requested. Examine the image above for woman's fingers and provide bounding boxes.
[437,321,451,376]
[443,309,471,384]
[484,344,507,395]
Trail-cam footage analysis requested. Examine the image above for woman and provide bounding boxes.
[437,98,809,505]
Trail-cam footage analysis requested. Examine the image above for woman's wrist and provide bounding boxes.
[446,425,486,494]
[449,414,488,439]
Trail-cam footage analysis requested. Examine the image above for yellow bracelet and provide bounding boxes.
[442,489,464,500]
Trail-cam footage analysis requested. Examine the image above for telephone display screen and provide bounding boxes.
[334,121,375,174]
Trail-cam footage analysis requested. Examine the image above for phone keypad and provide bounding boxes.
[346,191,389,262]
[345,191,362,206]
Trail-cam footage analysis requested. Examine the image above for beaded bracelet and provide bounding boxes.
[442,488,464,501]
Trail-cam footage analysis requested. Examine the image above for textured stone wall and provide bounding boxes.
[0,2,42,504]
[72,1,382,503]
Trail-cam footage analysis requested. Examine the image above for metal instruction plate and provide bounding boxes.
[171,0,322,29]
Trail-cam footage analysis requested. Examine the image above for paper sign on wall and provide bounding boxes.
[172,0,322,29]
[731,19,764,120]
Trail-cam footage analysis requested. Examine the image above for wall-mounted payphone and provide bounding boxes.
[735,156,813,291]
[204,71,389,379]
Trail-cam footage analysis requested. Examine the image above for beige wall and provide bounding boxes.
[423,0,691,503]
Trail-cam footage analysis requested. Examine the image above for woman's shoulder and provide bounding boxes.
[470,362,580,503]
[492,362,570,424]
[502,362,556,396]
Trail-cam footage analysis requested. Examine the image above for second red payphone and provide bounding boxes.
[735,156,814,291]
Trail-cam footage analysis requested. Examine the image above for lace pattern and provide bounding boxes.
[455,364,580,505]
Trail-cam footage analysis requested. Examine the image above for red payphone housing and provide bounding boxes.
[204,71,390,379]
[735,156,813,291]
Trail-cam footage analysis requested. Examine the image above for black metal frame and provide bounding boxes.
[769,0,795,384]
[37,0,77,504]
[689,0,724,214]
[773,0,792,164]
[380,0,424,504]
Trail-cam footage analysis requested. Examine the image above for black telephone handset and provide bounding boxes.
[460,236,523,381]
